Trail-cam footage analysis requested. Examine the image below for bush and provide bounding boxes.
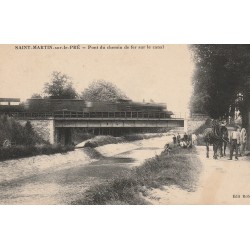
[72,131,94,145]
[84,141,98,148]
[0,115,46,146]
[193,118,211,135]
[83,134,164,148]
[83,136,125,148]
[122,133,164,141]
[0,144,74,161]
[73,175,148,205]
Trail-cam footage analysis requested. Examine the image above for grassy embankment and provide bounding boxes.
[72,145,202,205]
[193,118,211,146]
[83,133,165,148]
[0,144,74,161]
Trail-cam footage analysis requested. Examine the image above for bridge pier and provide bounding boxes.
[17,118,55,144]
[55,128,72,145]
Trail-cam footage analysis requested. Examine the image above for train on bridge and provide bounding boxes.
[0,97,183,145]
[0,98,173,118]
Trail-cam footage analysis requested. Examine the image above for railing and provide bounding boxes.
[172,113,186,119]
[190,113,209,119]
[172,113,209,119]
[9,112,54,118]
[7,111,182,120]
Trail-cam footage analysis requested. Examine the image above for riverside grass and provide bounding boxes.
[83,133,165,148]
[73,146,202,205]
[0,144,74,161]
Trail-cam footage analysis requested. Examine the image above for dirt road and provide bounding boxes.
[148,146,250,204]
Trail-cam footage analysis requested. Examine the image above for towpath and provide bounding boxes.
[148,146,250,204]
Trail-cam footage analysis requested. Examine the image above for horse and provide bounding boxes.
[203,120,225,159]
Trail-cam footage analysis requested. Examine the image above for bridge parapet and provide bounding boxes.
[9,111,174,120]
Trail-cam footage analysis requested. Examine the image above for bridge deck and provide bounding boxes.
[7,111,184,129]
[9,111,182,120]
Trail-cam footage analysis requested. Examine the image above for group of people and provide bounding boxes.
[167,125,247,158]
[228,126,247,160]
[172,132,197,148]
[164,132,193,155]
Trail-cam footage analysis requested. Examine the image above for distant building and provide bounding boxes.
[0,98,20,106]
[0,98,21,113]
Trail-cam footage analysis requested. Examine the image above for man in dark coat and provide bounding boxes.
[172,134,177,146]
[183,132,188,142]
[177,133,181,146]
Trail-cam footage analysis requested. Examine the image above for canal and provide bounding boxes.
[0,134,172,204]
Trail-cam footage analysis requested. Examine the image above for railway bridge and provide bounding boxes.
[13,111,184,145]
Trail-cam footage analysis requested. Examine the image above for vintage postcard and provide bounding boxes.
[0,44,249,205]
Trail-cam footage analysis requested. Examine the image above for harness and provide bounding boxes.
[204,120,228,143]
[212,123,221,140]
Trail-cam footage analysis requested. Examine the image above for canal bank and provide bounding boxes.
[0,134,173,204]
[73,142,201,205]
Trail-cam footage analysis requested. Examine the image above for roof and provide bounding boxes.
[0,98,20,102]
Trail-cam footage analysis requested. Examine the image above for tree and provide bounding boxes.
[43,71,79,99]
[31,93,42,98]
[23,121,36,145]
[81,80,129,102]
[0,116,36,146]
[190,45,250,125]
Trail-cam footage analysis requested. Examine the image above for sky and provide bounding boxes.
[0,44,194,115]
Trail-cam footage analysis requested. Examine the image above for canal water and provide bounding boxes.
[0,134,172,204]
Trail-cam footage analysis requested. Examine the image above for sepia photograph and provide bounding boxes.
[0,44,249,205]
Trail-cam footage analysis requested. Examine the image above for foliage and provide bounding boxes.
[82,134,164,148]
[24,121,38,145]
[193,118,212,135]
[43,71,79,99]
[0,144,74,161]
[71,130,95,145]
[190,45,250,123]
[122,133,164,141]
[0,115,44,146]
[31,93,42,98]
[83,135,124,148]
[81,80,128,102]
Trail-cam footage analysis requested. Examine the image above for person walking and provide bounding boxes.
[229,126,241,160]
[172,134,177,146]
[240,127,247,156]
[192,133,197,145]
[164,143,172,155]
[183,132,188,142]
[177,133,181,146]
